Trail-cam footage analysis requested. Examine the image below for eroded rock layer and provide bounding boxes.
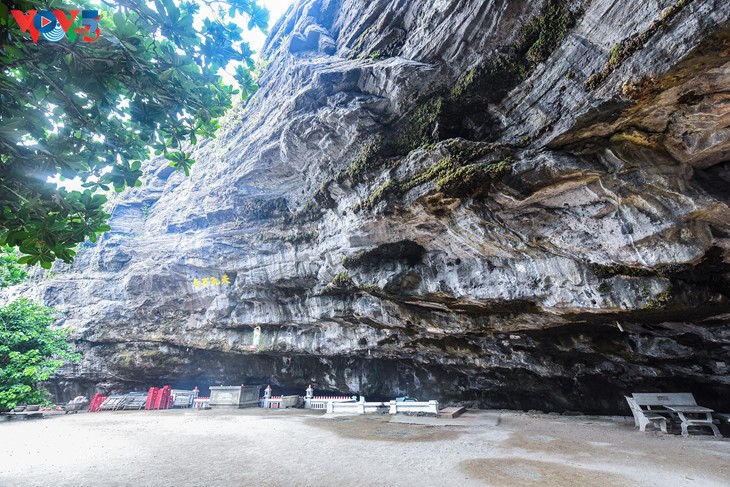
[14,0,730,413]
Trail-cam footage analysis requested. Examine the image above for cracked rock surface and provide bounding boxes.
[7,0,730,413]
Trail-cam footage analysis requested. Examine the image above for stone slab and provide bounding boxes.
[439,406,466,419]
[2,412,44,420]
[280,395,302,408]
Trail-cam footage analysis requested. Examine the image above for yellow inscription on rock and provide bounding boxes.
[192,274,232,289]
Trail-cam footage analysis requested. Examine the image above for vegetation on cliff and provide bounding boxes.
[0,248,79,409]
[0,0,268,268]
[0,298,80,410]
[0,246,27,288]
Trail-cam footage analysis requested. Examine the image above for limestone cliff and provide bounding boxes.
[10,0,730,413]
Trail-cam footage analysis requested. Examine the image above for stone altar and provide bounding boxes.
[209,385,262,409]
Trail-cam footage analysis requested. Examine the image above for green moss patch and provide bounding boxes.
[436,160,511,198]
[640,290,673,310]
[358,142,513,212]
[585,0,693,91]
[441,1,577,140]
[590,263,658,279]
[391,96,444,154]
[332,271,355,288]
[450,0,575,103]
[520,0,574,64]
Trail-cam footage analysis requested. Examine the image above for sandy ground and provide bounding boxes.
[0,409,728,487]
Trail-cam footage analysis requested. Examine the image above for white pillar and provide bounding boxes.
[304,385,314,409]
[428,400,439,415]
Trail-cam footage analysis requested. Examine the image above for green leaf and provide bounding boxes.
[113,11,126,29]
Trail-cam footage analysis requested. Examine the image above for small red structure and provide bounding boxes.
[156,385,171,409]
[145,385,173,410]
[145,387,159,410]
[88,393,107,412]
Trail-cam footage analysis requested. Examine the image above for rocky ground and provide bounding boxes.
[1,409,728,486]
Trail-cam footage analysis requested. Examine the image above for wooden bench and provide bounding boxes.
[625,396,667,433]
[632,393,721,437]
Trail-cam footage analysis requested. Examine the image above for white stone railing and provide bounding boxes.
[259,396,282,408]
[254,388,439,416]
[309,401,328,410]
[325,399,440,415]
[326,400,385,414]
[306,396,354,410]
[193,397,210,409]
[388,400,439,415]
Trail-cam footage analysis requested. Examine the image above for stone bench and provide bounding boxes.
[625,396,667,433]
[632,393,721,437]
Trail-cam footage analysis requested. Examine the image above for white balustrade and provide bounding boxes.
[256,388,440,416]
[327,400,383,414]
[259,396,282,408]
[388,400,439,415]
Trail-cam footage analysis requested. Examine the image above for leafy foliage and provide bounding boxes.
[0,0,268,267]
[0,246,28,287]
[0,299,81,410]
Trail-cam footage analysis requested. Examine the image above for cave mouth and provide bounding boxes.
[46,313,730,416]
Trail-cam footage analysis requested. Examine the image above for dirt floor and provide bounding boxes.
[0,409,728,486]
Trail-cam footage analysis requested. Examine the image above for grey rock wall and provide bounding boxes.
[9,0,730,413]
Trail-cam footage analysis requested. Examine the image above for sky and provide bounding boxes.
[217,0,295,82]
[249,0,295,56]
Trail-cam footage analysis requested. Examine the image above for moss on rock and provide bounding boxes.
[590,262,658,279]
[436,158,513,198]
[585,0,693,91]
[520,0,574,64]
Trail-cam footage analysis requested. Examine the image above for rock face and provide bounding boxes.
[11,0,730,413]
